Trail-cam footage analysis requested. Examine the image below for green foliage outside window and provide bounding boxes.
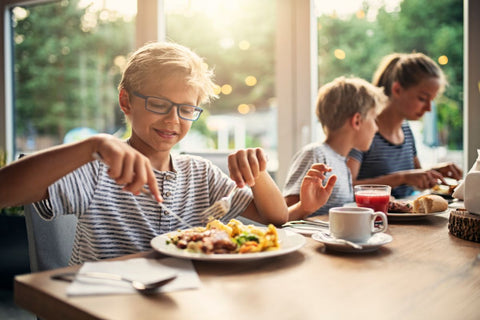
[14,0,134,145]
[12,0,464,154]
[317,0,463,149]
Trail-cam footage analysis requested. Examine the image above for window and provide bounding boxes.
[314,0,464,171]
[1,0,479,180]
[163,0,278,174]
[11,0,135,158]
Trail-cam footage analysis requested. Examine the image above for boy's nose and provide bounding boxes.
[163,106,180,122]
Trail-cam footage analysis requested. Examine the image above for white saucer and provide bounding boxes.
[311,231,393,253]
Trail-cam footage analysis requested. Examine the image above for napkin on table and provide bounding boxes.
[66,257,200,296]
[452,149,480,200]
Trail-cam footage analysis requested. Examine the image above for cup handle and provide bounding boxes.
[371,211,388,234]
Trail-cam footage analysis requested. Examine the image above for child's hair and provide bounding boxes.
[316,76,387,134]
[118,41,217,105]
[372,52,447,97]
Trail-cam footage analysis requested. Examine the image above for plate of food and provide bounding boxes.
[387,194,450,220]
[150,219,306,261]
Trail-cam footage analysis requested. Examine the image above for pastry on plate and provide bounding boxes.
[413,194,448,213]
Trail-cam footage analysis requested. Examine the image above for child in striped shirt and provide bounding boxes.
[284,77,387,218]
[0,42,288,264]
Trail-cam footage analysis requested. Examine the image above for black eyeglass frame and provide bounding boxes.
[132,91,203,121]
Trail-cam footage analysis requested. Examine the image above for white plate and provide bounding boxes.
[150,229,306,262]
[311,231,392,253]
[386,209,448,221]
[343,202,448,221]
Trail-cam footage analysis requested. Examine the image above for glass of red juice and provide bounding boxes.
[354,184,391,213]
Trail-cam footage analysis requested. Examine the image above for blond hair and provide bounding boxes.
[118,41,217,105]
[372,52,447,97]
[316,77,387,133]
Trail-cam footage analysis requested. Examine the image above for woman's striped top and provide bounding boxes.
[349,121,417,198]
[33,154,252,265]
[283,142,353,216]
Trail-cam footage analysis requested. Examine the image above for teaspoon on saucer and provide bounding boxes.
[318,232,363,250]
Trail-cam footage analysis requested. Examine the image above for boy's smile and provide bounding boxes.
[155,128,179,139]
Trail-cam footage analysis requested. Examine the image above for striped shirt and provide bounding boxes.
[34,154,252,265]
[349,121,417,198]
[283,142,353,216]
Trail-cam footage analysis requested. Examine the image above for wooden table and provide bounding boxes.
[14,210,480,320]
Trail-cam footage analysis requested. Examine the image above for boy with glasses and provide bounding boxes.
[0,42,288,265]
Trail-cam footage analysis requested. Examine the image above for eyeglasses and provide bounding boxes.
[133,91,203,121]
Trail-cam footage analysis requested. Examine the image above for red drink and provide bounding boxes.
[355,191,390,213]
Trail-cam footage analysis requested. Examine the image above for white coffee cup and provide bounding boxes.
[329,207,388,242]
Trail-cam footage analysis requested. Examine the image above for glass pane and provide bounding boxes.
[314,0,464,170]
[164,0,278,174]
[12,0,136,157]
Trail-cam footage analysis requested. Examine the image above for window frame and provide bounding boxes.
[464,0,480,170]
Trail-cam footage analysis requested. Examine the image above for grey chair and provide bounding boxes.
[24,204,77,272]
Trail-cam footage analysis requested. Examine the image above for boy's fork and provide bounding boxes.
[201,186,240,221]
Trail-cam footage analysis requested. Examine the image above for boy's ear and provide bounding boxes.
[351,112,362,130]
[119,89,132,115]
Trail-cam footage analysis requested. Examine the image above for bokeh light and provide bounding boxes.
[213,84,222,95]
[237,104,250,114]
[239,40,250,50]
[334,49,346,60]
[12,7,29,21]
[220,37,235,49]
[438,55,448,65]
[245,76,257,86]
[356,10,365,19]
[221,84,233,95]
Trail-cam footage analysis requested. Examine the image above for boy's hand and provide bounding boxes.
[228,148,268,188]
[92,135,162,202]
[299,163,337,213]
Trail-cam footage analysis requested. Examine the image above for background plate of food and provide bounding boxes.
[345,194,450,221]
[150,219,306,262]
[386,194,450,221]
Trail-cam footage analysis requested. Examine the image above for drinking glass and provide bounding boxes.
[354,184,391,213]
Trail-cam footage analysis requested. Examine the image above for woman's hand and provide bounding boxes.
[402,169,445,190]
[431,162,463,180]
